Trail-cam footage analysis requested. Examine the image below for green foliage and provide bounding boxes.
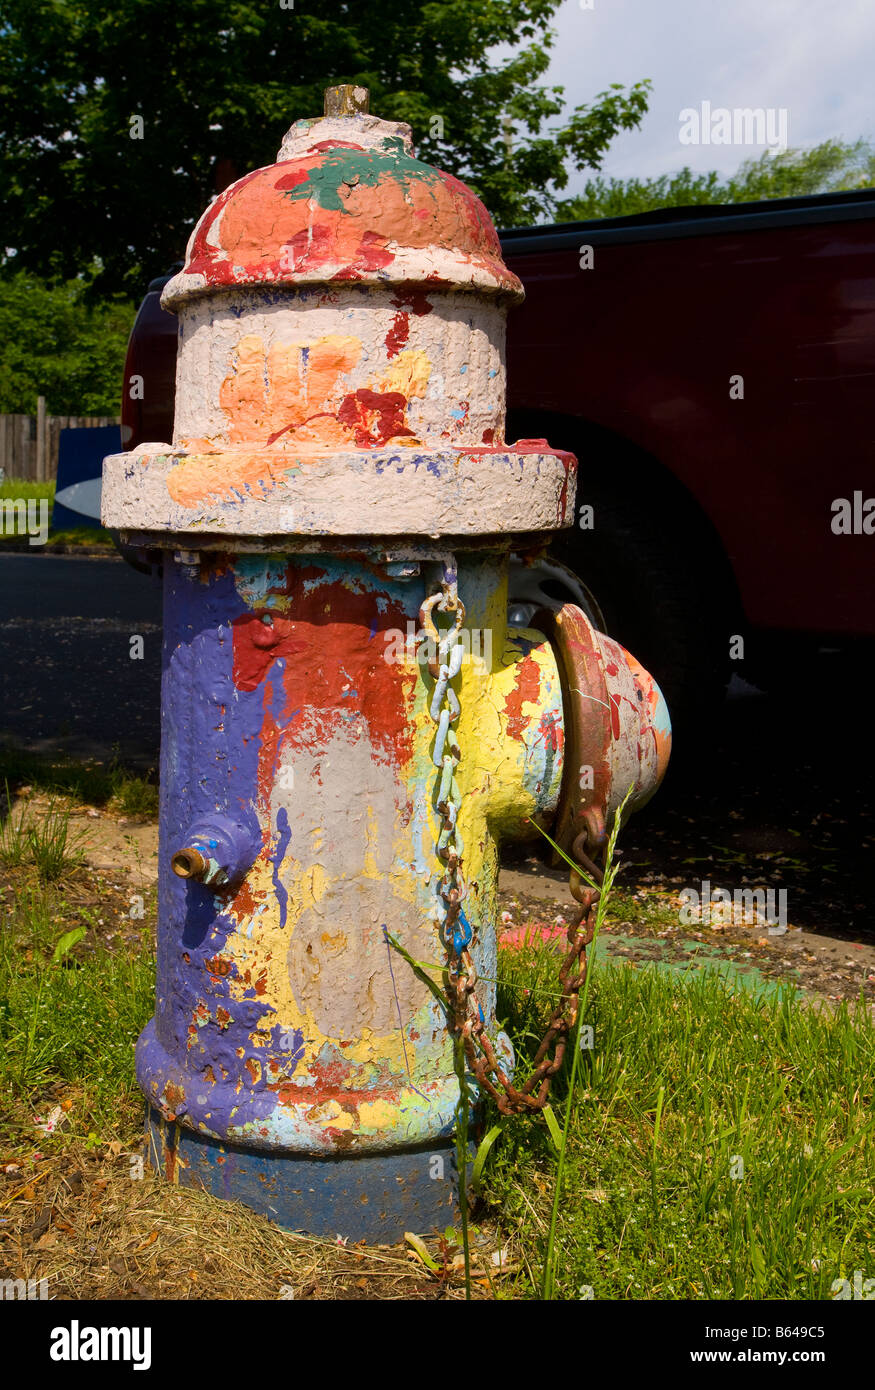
[0,0,651,294]
[0,479,113,547]
[0,743,158,817]
[0,885,155,1135]
[558,139,875,221]
[0,273,134,414]
[488,955,875,1299]
[27,799,87,882]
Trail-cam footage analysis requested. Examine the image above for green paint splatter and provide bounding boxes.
[280,149,442,213]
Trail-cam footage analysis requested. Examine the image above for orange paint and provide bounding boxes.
[181,154,522,297]
[218,333,362,444]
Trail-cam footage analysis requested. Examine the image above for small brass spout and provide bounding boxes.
[171,847,208,880]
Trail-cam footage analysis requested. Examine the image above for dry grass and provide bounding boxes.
[0,1141,508,1300]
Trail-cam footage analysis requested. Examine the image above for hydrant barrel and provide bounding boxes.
[102,87,670,1240]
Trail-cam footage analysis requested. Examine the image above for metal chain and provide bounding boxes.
[419,574,470,962]
[418,572,607,1117]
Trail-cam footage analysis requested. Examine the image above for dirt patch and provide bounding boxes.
[10,789,158,888]
[499,862,875,1009]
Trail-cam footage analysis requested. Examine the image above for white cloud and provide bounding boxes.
[545,0,875,191]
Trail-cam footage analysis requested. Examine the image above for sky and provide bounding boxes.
[543,0,875,193]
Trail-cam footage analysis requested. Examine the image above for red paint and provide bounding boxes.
[459,439,576,464]
[390,289,434,317]
[275,222,336,274]
[272,1080,402,1109]
[307,140,366,153]
[503,652,542,743]
[609,693,621,740]
[481,428,495,444]
[385,311,409,358]
[347,230,395,273]
[535,709,564,756]
[184,165,270,279]
[205,955,233,978]
[556,451,572,525]
[336,388,415,447]
[255,691,283,814]
[274,168,312,193]
[232,570,416,769]
[231,877,262,919]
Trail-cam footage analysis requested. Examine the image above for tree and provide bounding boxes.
[0,0,651,297]
[0,273,134,414]
[556,139,875,221]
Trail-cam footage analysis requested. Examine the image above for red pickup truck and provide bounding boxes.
[122,187,875,731]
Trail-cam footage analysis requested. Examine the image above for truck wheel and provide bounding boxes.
[547,487,734,747]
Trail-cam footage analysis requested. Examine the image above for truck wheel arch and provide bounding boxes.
[507,410,744,741]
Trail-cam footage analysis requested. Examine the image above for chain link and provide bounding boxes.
[418,569,607,1117]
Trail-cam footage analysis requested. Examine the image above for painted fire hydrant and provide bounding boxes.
[102,86,670,1240]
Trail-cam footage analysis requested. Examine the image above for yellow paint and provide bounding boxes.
[306,1099,355,1131]
[376,349,431,400]
[362,801,380,879]
[200,595,562,1140]
[320,929,347,954]
[358,1096,403,1131]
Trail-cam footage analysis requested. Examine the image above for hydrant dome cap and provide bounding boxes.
[163,115,523,310]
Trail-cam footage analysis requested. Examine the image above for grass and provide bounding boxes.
[0,760,158,1145]
[1,759,870,1299]
[0,789,31,867]
[0,871,155,1142]
[0,479,55,503]
[25,798,87,881]
[0,477,112,548]
[483,949,875,1299]
[0,743,158,819]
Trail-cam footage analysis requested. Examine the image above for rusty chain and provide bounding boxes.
[419,572,607,1117]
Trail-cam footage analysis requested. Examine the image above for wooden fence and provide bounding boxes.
[0,398,120,483]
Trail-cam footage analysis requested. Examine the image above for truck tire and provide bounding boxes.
[548,480,734,751]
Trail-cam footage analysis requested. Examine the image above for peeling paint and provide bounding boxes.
[103,87,668,1239]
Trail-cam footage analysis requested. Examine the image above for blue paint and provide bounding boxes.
[272,806,292,930]
[146,1108,465,1243]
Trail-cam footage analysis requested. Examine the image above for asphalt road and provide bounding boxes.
[0,553,872,940]
[0,552,162,766]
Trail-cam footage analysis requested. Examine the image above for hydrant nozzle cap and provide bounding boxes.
[324,85,370,117]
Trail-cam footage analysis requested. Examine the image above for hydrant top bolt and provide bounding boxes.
[324,84,369,117]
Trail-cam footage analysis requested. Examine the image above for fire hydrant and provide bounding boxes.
[102,86,670,1241]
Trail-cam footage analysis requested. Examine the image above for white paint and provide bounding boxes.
[101,447,576,537]
[171,286,506,449]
